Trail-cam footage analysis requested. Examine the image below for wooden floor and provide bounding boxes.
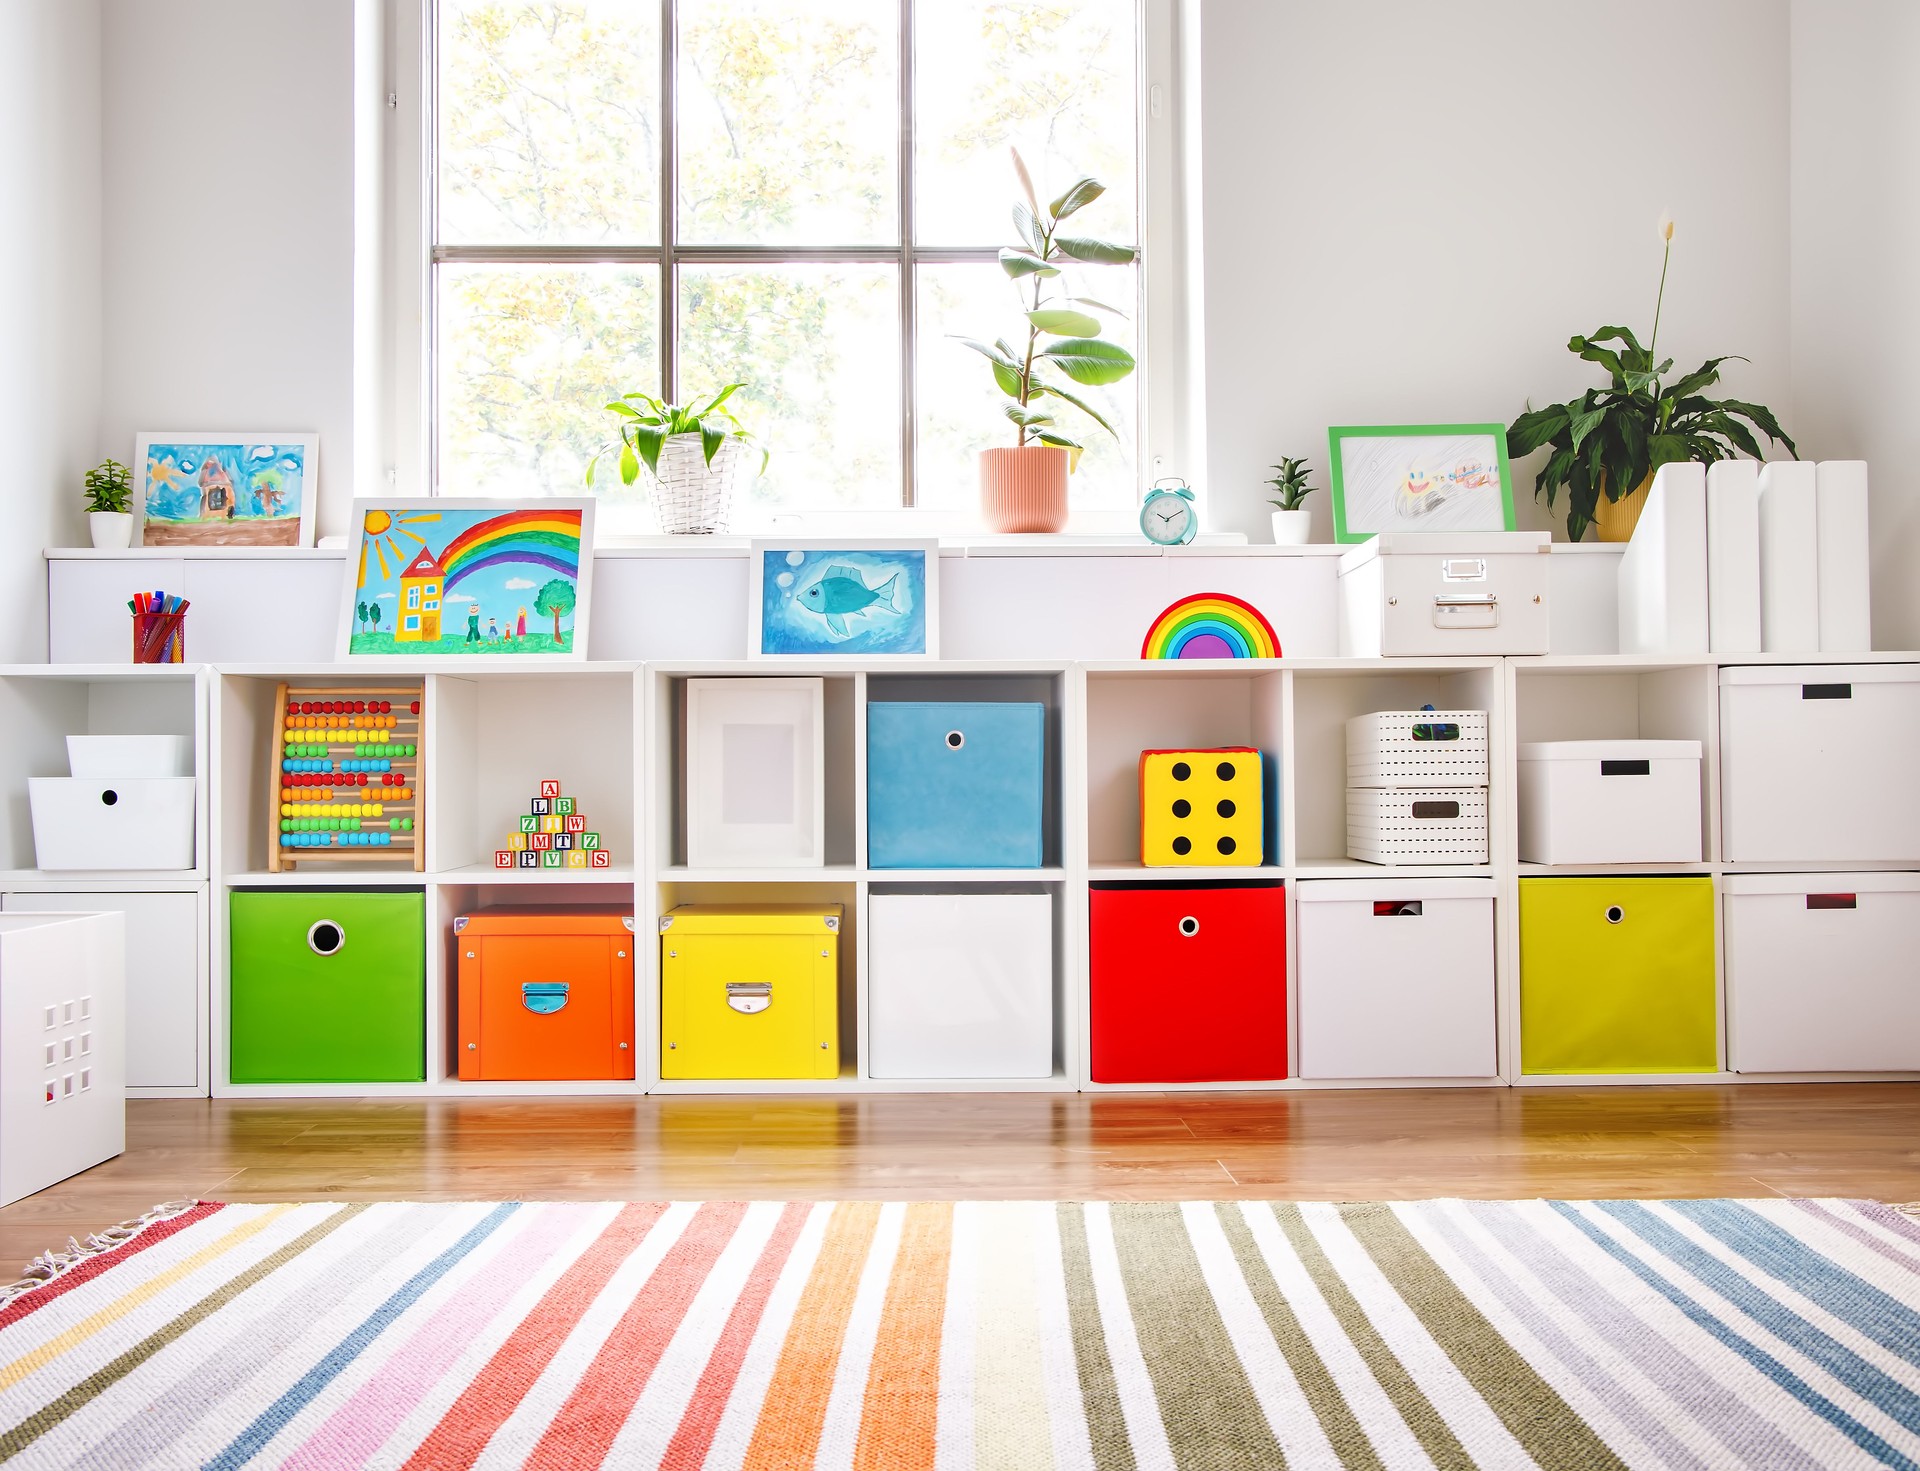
[4,1083,1918,1273]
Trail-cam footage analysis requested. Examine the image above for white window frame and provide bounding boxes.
[375,0,1203,534]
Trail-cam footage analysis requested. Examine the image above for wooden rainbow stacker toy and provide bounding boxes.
[268,682,426,872]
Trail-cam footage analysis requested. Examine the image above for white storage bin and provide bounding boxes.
[66,734,191,779]
[28,778,196,871]
[1297,879,1496,1078]
[685,678,824,868]
[1725,873,1920,1072]
[0,911,125,1206]
[868,892,1052,1079]
[1517,740,1703,865]
[1720,665,1920,862]
[1346,709,1489,787]
[1338,532,1550,657]
[1347,788,1487,864]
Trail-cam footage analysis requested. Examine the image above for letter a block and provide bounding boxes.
[540,780,561,798]
[1139,747,1264,866]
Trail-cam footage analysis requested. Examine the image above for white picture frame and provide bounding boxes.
[748,539,940,660]
[134,432,319,548]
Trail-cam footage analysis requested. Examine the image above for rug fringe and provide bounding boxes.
[0,1200,201,1310]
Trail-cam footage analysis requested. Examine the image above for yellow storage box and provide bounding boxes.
[1520,877,1717,1075]
[660,904,841,1080]
[1140,748,1264,865]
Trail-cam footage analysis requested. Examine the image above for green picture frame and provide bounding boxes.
[1327,423,1517,544]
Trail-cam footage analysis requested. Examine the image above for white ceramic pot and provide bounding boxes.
[648,433,743,534]
[88,512,133,550]
[1270,508,1312,546]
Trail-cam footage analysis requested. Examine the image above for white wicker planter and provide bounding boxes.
[648,433,743,534]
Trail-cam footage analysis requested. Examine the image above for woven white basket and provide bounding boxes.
[648,433,741,534]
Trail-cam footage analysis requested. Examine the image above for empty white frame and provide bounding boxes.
[685,678,825,867]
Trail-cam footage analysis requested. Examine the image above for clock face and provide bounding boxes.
[1142,492,1194,544]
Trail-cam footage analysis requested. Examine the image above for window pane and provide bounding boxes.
[680,264,901,510]
[438,2,661,246]
[915,0,1138,248]
[677,0,898,245]
[916,260,1137,513]
[437,263,660,500]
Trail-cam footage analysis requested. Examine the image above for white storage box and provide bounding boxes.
[1346,709,1489,787]
[65,734,191,779]
[684,677,825,868]
[0,911,125,1206]
[868,893,1052,1079]
[1347,787,1488,865]
[1517,740,1703,865]
[1720,665,1920,862]
[1297,879,1496,1078]
[1725,873,1920,1072]
[1338,532,1550,657]
[28,777,196,871]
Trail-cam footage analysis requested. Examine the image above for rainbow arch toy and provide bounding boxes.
[1140,593,1281,660]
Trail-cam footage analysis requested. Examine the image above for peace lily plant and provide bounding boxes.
[588,385,767,535]
[958,148,1138,532]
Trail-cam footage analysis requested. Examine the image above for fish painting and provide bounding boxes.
[797,563,903,638]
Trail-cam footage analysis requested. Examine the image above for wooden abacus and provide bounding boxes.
[268,682,427,872]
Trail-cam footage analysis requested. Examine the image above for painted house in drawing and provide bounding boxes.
[397,546,445,642]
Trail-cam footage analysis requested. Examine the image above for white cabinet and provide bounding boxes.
[1726,874,1920,1073]
[1721,665,1920,862]
[1297,879,1496,1078]
[868,893,1053,1079]
[2,891,202,1092]
[684,678,824,867]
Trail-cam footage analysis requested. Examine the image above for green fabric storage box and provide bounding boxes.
[230,890,425,1082]
[1520,876,1717,1075]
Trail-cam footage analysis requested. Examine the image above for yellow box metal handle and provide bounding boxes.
[726,982,772,1015]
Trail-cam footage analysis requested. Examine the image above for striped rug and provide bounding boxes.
[1,1200,1918,1468]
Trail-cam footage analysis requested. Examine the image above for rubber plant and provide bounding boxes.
[1506,219,1797,541]
[956,148,1139,462]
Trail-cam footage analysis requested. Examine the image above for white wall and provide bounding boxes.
[1788,0,1920,651]
[0,0,101,661]
[101,0,357,541]
[1199,0,1793,545]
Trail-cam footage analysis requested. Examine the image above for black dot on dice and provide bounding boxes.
[1217,799,1236,818]
[1171,762,1191,781]
[1172,836,1192,855]
[1172,799,1191,818]
[1217,836,1237,855]
[1217,762,1236,780]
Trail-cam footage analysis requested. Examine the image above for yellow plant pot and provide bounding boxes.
[1592,471,1655,542]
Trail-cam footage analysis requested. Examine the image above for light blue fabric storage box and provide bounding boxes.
[868,702,1046,868]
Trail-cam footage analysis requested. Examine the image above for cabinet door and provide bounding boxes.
[3,891,201,1090]
[1090,884,1285,1083]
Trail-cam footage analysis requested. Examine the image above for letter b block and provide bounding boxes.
[1139,748,1264,867]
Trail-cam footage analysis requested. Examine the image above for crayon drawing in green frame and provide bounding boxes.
[1327,424,1516,543]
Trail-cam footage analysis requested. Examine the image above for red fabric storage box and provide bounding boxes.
[455,908,636,1081]
[1090,882,1286,1082]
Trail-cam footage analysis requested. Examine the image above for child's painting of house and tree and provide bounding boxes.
[135,433,318,546]
[337,498,596,660]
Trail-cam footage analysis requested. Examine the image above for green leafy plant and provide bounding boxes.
[1265,457,1315,511]
[956,148,1139,460]
[588,384,767,488]
[83,458,132,515]
[1507,220,1797,541]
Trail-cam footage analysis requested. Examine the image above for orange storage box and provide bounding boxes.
[455,908,636,1080]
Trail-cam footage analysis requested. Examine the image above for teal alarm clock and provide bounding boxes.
[1140,478,1198,546]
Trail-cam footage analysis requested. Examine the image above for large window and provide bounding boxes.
[432,0,1142,522]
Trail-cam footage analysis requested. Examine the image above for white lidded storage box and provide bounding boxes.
[1517,740,1703,865]
[1338,532,1550,657]
[684,677,825,868]
[1347,788,1488,865]
[0,911,125,1206]
[1725,873,1920,1072]
[1346,709,1489,787]
[1297,879,1496,1078]
[65,734,191,779]
[868,892,1052,1079]
[28,778,195,870]
[1720,665,1920,862]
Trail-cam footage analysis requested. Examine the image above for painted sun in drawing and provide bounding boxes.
[358,507,443,585]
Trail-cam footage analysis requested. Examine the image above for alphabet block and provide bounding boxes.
[539,815,563,834]
[564,850,588,868]
[1139,747,1265,867]
[540,779,560,798]
[517,850,539,868]
[554,797,576,816]
[518,815,537,834]
[508,832,528,851]
[494,850,515,869]
[590,849,611,868]
[531,797,550,816]
[565,814,586,833]
[541,849,563,868]
[531,832,553,851]
[580,831,601,851]
[554,834,574,851]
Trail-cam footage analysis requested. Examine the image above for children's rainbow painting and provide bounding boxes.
[135,432,317,547]
[337,498,596,660]
[1141,593,1281,660]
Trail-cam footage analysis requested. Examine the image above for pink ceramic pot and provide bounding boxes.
[979,446,1070,533]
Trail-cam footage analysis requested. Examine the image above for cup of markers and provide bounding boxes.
[131,591,187,663]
